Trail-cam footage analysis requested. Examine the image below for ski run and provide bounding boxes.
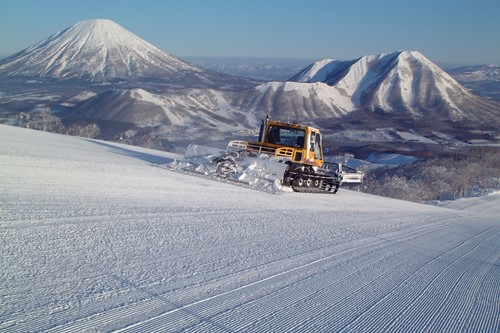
[1,124,498,332]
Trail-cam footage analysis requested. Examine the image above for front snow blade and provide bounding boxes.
[230,155,288,193]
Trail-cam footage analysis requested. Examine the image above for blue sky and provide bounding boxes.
[1,0,499,66]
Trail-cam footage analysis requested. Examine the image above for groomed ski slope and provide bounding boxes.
[1,124,498,333]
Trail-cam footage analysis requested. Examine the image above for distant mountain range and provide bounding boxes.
[447,65,500,82]
[0,19,498,151]
[446,65,500,102]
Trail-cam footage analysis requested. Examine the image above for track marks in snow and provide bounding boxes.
[103,218,462,332]
[222,219,465,332]
[337,224,500,333]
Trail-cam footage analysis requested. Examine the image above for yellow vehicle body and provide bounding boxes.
[228,118,325,168]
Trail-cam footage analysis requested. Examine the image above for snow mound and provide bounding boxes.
[436,192,500,215]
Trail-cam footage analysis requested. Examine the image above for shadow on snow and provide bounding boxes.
[82,139,175,165]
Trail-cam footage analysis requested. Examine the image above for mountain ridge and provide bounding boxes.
[287,51,499,123]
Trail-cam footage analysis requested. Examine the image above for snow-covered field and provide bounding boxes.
[1,125,498,332]
[435,192,500,215]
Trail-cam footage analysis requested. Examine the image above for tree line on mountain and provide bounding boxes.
[362,147,500,202]
[17,110,101,138]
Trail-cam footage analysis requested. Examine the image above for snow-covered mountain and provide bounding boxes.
[2,124,499,332]
[232,81,355,120]
[0,19,255,88]
[69,88,258,136]
[289,51,500,123]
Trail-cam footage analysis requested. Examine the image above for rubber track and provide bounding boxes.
[288,172,340,194]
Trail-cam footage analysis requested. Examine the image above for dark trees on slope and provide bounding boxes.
[363,147,500,202]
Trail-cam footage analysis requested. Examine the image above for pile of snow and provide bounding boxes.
[435,192,500,215]
[1,125,498,332]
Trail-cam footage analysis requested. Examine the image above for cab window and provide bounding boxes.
[265,126,305,148]
[310,132,323,159]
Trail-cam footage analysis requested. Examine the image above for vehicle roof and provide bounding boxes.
[267,119,320,133]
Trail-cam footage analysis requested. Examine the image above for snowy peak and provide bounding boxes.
[293,51,441,86]
[0,19,203,82]
[60,19,140,48]
[289,50,500,122]
[0,19,245,87]
[53,19,173,59]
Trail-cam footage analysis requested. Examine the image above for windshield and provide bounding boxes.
[265,126,306,148]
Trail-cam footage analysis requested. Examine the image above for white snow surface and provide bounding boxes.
[367,153,420,165]
[1,125,499,333]
[435,192,500,215]
[253,81,354,116]
[292,59,338,82]
[396,131,438,144]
